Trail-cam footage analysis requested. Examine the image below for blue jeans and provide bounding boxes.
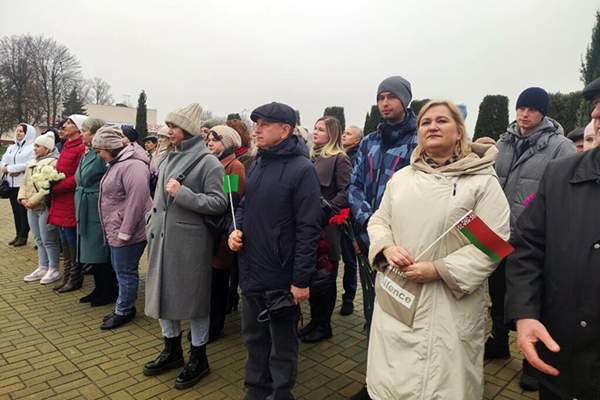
[110,241,146,316]
[159,316,210,347]
[27,209,60,269]
[340,235,357,304]
[57,226,77,246]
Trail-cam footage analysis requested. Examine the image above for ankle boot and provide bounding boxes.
[225,290,239,314]
[301,293,333,343]
[175,344,210,390]
[13,236,27,247]
[298,295,320,338]
[91,264,118,307]
[143,334,184,376]
[82,263,94,275]
[53,244,72,291]
[58,246,83,293]
[80,265,102,303]
[8,235,19,245]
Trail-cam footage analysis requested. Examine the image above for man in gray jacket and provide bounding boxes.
[486,87,575,391]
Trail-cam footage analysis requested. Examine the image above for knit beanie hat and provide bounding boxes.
[516,87,550,116]
[92,126,125,150]
[34,132,55,150]
[82,117,106,134]
[165,103,203,136]
[201,119,219,130]
[157,125,170,138]
[209,126,242,150]
[68,114,88,132]
[122,126,139,143]
[377,76,413,112]
[584,121,595,138]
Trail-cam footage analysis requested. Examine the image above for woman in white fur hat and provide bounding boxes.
[18,132,61,284]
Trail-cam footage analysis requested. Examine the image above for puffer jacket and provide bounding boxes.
[347,113,418,253]
[47,136,86,227]
[366,144,510,400]
[0,124,36,187]
[17,150,60,211]
[98,143,152,247]
[495,117,575,234]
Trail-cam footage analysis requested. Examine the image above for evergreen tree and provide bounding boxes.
[547,91,582,134]
[578,10,600,125]
[63,87,86,116]
[473,95,509,141]
[227,113,241,121]
[135,90,148,144]
[363,105,381,134]
[323,106,346,130]
[410,98,431,117]
[295,110,301,126]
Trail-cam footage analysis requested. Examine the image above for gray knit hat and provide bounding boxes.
[92,126,124,150]
[165,103,203,136]
[377,76,413,112]
[209,126,242,150]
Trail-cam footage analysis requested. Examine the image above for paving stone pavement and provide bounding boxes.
[0,200,539,399]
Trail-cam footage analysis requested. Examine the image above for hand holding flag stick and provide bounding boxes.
[223,174,239,231]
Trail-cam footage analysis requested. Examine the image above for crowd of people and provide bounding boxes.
[2,73,600,399]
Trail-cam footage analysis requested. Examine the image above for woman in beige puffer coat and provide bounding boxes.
[366,100,510,400]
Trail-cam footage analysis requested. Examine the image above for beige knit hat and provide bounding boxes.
[34,132,55,150]
[164,103,203,136]
[209,126,242,150]
[92,126,124,150]
[157,125,170,138]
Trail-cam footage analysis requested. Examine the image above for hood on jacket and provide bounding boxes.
[257,134,309,160]
[14,124,36,145]
[503,117,564,149]
[411,142,499,177]
[111,142,150,166]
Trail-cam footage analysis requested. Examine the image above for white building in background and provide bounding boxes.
[85,103,161,134]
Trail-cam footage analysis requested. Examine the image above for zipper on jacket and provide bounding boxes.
[453,183,457,196]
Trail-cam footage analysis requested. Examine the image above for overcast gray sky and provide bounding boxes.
[1,0,599,136]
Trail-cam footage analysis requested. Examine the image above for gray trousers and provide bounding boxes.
[242,295,300,400]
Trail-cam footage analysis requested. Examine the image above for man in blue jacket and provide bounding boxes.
[347,76,418,400]
[229,102,321,400]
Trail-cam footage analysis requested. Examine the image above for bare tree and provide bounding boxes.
[0,35,44,126]
[88,77,114,105]
[30,35,81,127]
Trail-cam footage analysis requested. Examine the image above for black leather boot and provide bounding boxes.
[80,265,102,303]
[298,295,319,338]
[8,235,19,245]
[174,344,210,390]
[91,264,118,307]
[143,334,184,376]
[82,264,94,275]
[225,290,239,314]
[58,246,83,293]
[13,236,27,247]
[53,244,72,291]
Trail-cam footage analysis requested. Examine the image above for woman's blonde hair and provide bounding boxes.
[415,100,471,160]
[309,116,345,159]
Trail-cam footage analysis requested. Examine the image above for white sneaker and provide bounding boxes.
[40,269,60,285]
[24,267,48,282]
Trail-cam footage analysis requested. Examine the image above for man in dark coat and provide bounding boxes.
[505,77,600,400]
[228,102,321,400]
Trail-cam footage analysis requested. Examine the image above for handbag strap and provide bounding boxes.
[175,153,210,183]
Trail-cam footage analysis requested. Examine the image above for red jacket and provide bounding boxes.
[47,136,86,227]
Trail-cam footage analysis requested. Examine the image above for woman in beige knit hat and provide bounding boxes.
[205,125,246,342]
[143,103,227,390]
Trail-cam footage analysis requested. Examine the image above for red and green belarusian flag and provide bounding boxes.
[456,211,514,262]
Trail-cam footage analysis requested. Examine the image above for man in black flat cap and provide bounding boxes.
[505,76,600,400]
[228,102,321,400]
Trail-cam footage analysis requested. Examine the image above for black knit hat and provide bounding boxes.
[516,87,550,116]
[251,102,296,128]
[122,127,139,143]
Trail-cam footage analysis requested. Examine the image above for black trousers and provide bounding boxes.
[242,295,299,400]
[308,263,338,326]
[489,258,510,340]
[209,267,231,338]
[8,187,29,238]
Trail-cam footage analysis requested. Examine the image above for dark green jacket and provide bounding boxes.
[75,148,111,264]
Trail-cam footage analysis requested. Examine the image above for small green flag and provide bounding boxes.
[223,174,239,193]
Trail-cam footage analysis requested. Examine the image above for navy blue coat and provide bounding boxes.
[235,135,321,296]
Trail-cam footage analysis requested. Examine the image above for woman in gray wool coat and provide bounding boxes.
[142,102,227,390]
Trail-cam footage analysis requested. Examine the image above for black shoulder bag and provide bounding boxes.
[0,174,10,199]
[175,153,231,235]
